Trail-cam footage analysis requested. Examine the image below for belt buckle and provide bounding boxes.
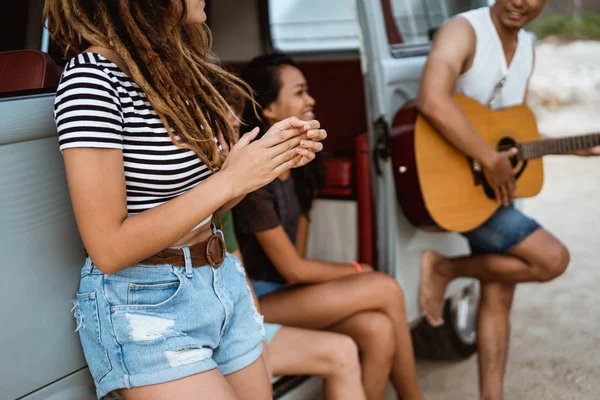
[206,233,226,268]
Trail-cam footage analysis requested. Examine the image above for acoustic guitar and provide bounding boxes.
[391,93,600,233]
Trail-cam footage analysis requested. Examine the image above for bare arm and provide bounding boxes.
[221,194,246,213]
[215,134,246,213]
[64,147,235,274]
[418,18,496,164]
[418,17,517,205]
[255,226,357,285]
[67,118,325,274]
[295,213,310,257]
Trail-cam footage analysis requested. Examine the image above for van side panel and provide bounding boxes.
[0,94,88,399]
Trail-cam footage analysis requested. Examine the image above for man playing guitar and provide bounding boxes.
[417,0,600,399]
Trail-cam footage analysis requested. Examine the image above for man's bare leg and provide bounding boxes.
[419,228,569,325]
[477,282,516,400]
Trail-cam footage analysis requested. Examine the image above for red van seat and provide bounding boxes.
[0,50,63,93]
[321,156,354,197]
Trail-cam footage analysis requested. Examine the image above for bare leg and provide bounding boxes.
[119,368,239,400]
[268,326,366,400]
[420,228,569,325]
[259,272,423,400]
[327,311,395,400]
[477,282,516,400]
[225,355,272,400]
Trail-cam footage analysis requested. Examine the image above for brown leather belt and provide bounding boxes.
[142,232,226,268]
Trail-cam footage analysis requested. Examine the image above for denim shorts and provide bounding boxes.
[250,280,287,343]
[462,203,541,254]
[251,279,286,298]
[73,253,265,399]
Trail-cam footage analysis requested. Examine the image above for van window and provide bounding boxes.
[269,0,489,55]
[389,0,489,57]
[268,0,359,53]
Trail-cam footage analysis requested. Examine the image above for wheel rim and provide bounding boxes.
[450,281,480,345]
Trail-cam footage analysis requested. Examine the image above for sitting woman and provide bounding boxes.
[233,53,424,400]
[215,84,366,400]
[219,210,364,400]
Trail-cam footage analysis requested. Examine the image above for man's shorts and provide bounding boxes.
[462,203,541,254]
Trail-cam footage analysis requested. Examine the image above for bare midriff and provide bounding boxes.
[169,222,213,248]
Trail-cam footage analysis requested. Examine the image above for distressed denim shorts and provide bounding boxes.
[250,279,286,298]
[462,203,541,254]
[250,280,286,343]
[72,253,265,399]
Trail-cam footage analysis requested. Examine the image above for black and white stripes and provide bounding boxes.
[55,53,214,221]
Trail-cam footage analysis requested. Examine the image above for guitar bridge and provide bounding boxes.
[469,157,483,186]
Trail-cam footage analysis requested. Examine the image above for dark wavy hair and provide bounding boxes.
[239,52,323,213]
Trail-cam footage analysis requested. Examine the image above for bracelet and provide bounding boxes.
[349,261,362,274]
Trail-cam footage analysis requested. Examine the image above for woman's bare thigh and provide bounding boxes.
[258,271,401,329]
[268,326,356,376]
[119,368,238,400]
[225,355,272,400]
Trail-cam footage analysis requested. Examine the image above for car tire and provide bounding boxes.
[411,283,479,360]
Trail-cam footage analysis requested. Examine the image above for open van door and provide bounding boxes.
[356,0,491,359]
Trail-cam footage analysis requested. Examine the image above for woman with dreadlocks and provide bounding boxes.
[44,1,326,399]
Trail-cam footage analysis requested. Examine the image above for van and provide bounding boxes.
[0,0,491,398]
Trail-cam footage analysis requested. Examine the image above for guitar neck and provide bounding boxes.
[517,133,600,160]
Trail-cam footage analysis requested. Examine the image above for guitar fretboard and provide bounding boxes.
[517,133,600,160]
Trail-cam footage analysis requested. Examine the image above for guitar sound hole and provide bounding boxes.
[481,136,528,200]
[497,137,518,167]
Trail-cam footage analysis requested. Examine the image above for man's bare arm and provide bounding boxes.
[417,17,496,165]
[417,17,517,205]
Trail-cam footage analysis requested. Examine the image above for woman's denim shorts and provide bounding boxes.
[250,280,287,344]
[72,253,265,399]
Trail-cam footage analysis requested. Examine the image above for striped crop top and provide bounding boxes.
[54,53,216,225]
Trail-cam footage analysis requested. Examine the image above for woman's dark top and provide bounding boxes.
[233,176,301,283]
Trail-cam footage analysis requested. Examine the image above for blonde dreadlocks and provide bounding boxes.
[44,0,254,169]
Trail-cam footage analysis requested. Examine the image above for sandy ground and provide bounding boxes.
[409,41,600,400]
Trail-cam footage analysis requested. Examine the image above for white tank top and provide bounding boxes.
[455,7,534,109]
